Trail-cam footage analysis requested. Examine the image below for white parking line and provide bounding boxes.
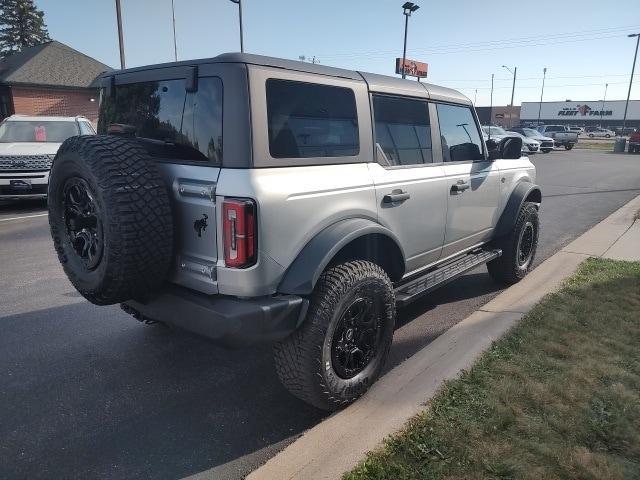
[0,213,48,222]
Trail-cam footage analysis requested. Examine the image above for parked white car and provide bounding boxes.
[587,128,616,138]
[508,127,554,153]
[0,115,95,199]
[507,131,540,154]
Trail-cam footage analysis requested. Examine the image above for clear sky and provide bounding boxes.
[36,0,640,106]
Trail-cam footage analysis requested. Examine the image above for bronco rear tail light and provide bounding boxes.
[222,198,256,268]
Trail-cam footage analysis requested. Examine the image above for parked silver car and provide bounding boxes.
[509,127,554,153]
[47,53,541,410]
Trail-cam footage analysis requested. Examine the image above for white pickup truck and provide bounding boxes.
[536,125,578,150]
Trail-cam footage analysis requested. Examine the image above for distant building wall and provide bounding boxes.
[475,106,521,127]
[10,86,99,123]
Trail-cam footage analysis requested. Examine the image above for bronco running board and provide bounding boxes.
[394,248,502,307]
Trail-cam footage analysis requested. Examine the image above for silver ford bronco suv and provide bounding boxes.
[47,53,540,411]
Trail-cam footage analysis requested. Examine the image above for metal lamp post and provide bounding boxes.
[622,33,639,131]
[229,0,244,53]
[502,65,517,128]
[401,2,419,79]
[171,0,178,61]
[115,0,125,69]
[537,67,547,126]
[600,83,608,128]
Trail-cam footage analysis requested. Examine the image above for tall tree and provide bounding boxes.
[0,0,51,58]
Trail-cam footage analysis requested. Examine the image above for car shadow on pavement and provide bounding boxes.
[0,198,47,215]
[0,302,326,480]
[0,271,504,480]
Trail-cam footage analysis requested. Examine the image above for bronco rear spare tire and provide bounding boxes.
[48,135,173,305]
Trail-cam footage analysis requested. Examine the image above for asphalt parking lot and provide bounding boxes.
[1,149,640,480]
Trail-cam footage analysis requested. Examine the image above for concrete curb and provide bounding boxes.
[247,194,640,480]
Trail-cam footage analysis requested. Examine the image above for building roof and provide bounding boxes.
[0,41,112,89]
[97,52,471,105]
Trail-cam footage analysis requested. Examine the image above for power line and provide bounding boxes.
[317,25,640,60]
[461,81,628,91]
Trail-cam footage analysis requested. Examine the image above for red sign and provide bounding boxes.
[395,58,428,78]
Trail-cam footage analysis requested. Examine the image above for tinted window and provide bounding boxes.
[98,77,223,164]
[266,79,359,159]
[0,121,78,143]
[436,104,484,162]
[79,121,94,135]
[373,95,432,166]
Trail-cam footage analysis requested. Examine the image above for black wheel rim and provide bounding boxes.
[331,296,381,379]
[62,177,103,270]
[517,221,535,268]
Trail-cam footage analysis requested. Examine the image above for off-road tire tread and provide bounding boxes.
[49,135,173,305]
[273,260,395,411]
[487,201,539,285]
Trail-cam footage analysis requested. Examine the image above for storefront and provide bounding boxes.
[519,100,640,129]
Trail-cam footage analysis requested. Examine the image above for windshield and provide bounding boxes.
[482,126,507,136]
[522,128,540,137]
[0,121,79,143]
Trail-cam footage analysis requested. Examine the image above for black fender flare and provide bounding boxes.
[494,181,542,238]
[278,218,405,296]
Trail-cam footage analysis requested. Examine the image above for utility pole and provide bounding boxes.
[115,0,125,69]
[622,33,639,131]
[502,65,517,128]
[600,83,608,128]
[537,67,547,126]
[489,73,494,136]
[401,2,419,79]
[229,0,244,53]
[171,0,177,61]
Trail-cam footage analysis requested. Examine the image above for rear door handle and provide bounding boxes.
[451,181,470,193]
[382,190,410,204]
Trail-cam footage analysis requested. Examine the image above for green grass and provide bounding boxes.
[344,258,640,480]
[574,142,615,151]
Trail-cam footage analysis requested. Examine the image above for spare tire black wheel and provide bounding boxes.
[48,135,173,305]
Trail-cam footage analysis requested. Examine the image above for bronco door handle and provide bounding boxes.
[383,190,410,204]
[451,181,470,193]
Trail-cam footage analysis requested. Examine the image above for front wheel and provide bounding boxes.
[542,149,552,154]
[589,134,595,138]
[605,134,611,138]
[487,202,539,285]
[565,144,574,150]
[273,260,395,411]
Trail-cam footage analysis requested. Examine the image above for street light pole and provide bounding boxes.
[171,0,177,61]
[600,83,608,128]
[229,0,244,53]
[622,33,639,131]
[489,73,494,128]
[115,0,125,69]
[401,2,419,79]
[537,67,547,126]
[502,65,517,128]
[474,88,478,105]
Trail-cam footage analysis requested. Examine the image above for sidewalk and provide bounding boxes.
[248,194,640,480]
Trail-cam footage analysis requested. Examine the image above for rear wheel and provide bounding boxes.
[273,260,395,411]
[487,202,539,285]
[564,144,574,150]
[542,149,552,154]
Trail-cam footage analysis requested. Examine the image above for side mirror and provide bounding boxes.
[500,136,523,159]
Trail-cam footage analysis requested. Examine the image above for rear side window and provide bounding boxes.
[98,77,223,164]
[266,79,359,159]
[436,104,484,162]
[373,94,432,166]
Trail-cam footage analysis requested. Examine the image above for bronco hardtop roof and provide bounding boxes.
[96,52,471,106]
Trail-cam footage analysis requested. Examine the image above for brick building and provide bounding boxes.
[0,41,111,124]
